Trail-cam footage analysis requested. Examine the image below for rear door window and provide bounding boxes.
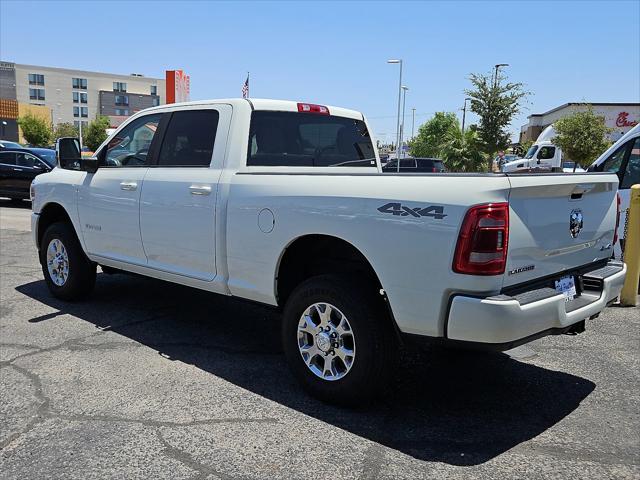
[0,152,16,165]
[157,110,219,167]
[247,111,376,167]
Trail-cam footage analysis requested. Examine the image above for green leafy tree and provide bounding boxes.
[465,70,529,169]
[83,116,110,151]
[17,113,52,146]
[551,105,611,167]
[408,112,458,157]
[53,122,78,140]
[440,124,486,172]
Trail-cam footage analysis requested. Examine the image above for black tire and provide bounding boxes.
[39,221,96,300]
[282,274,396,406]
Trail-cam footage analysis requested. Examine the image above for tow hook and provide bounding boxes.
[564,320,586,336]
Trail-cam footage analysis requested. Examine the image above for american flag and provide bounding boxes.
[242,73,249,99]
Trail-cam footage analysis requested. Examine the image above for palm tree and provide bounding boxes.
[440,124,486,172]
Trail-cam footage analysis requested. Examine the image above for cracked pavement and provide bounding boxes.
[1,200,639,479]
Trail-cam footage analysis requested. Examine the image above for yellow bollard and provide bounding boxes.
[620,184,640,306]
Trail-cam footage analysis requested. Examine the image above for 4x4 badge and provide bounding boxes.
[377,202,447,219]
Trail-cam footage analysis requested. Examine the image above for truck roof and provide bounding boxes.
[142,98,364,120]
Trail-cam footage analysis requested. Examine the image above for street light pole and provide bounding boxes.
[462,97,471,133]
[493,63,509,89]
[400,85,408,159]
[387,59,403,172]
[411,107,416,140]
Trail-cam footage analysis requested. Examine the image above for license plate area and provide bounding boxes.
[555,275,578,302]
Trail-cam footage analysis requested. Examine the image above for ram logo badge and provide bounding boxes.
[377,202,447,219]
[569,209,583,238]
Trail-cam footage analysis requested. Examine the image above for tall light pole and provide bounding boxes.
[400,85,408,159]
[462,97,471,133]
[387,59,402,171]
[493,63,509,88]
[411,107,416,140]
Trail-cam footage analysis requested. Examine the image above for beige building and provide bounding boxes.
[520,102,640,144]
[1,61,166,135]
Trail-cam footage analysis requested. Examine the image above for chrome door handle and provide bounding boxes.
[120,181,138,191]
[189,185,212,196]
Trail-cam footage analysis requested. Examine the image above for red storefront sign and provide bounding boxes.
[616,112,639,128]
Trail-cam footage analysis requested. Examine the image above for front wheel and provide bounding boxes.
[282,275,396,406]
[39,221,96,300]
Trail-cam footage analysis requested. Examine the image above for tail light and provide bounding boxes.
[297,103,330,115]
[453,203,509,275]
[613,192,621,245]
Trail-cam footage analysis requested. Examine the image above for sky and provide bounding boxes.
[1,0,639,144]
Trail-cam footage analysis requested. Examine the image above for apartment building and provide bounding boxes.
[0,61,166,140]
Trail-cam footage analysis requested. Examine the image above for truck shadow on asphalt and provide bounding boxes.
[16,273,596,466]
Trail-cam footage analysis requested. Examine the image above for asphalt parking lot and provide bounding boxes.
[1,199,638,479]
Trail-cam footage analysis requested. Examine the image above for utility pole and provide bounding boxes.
[462,97,471,133]
[387,59,403,171]
[400,86,408,159]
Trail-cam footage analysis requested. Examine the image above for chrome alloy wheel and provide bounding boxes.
[46,238,69,286]
[297,302,356,381]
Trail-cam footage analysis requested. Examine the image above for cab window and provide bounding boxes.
[600,143,629,173]
[104,114,162,167]
[621,137,640,189]
[537,146,555,160]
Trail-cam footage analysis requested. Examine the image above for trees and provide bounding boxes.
[83,116,110,151]
[465,71,529,169]
[17,113,52,146]
[552,105,611,167]
[53,123,78,140]
[409,113,485,172]
[408,112,458,157]
[440,124,486,172]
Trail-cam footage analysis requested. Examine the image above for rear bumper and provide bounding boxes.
[445,261,626,349]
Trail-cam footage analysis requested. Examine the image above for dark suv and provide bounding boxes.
[382,157,446,173]
[0,148,56,200]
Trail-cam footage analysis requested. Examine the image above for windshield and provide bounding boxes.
[32,149,56,166]
[247,111,376,167]
[524,145,538,159]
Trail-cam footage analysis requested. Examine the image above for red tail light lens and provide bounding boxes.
[453,203,509,275]
[297,103,330,115]
[613,192,621,246]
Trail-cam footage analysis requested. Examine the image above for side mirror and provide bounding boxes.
[56,137,81,169]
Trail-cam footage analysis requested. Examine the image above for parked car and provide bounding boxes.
[588,123,640,257]
[382,157,446,172]
[0,147,55,200]
[32,99,626,405]
[0,140,23,150]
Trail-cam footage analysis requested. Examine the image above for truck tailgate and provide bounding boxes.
[504,173,619,287]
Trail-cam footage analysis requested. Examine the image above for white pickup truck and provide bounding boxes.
[31,99,626,405]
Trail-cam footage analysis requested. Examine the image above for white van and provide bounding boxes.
[588,123,640,258]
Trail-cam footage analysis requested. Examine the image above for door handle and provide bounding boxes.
[189,185,212,196]
[13,168,23,171]
[120,181,138,191]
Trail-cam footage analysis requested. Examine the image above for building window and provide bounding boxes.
[29,88,45,101]
[81,107,88,118]
[113,82,127,92]
[115,95,129,106]
[72,92,88,104]
[73,121,88,130]
[150,85,157,95]
[73,106,79,117]
[72,77,87,89]
[152,97,160,107]
[115,109,129,116]
[28,73,44,86]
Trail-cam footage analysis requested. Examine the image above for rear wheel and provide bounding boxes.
[39,221,96,300]
[282,274,396,406]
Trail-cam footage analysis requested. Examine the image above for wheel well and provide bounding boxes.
[37,203,73,250]
[276,235,382,307]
